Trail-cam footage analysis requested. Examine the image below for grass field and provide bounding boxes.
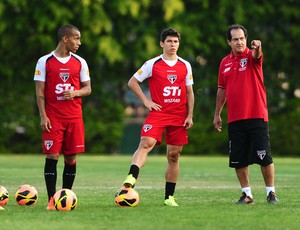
[0,154,299,230]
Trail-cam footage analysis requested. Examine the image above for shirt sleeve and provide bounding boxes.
[185,62,194,86]
[33,57,46,82]
[133,60,153,82]
[79,58,90,82]
[217,59,225,88]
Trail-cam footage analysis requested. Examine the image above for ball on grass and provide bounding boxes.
[0,185,9,206]
[15,184,38,206]
[115,186,139,207]
[53,189,77,211]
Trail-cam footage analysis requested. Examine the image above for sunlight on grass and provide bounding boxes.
[0,154,299,230]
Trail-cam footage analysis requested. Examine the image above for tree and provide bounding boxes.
[0,0,299,155]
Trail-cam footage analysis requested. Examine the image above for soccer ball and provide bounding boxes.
[0,185,9,206]
[15,184,38,206]
[53,189,77,211]
[115,187,139,207]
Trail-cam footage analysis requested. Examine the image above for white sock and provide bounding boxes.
[266,187,275,196]
[242,187,253,198]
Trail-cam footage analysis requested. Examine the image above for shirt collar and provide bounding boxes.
[229,47,249,58]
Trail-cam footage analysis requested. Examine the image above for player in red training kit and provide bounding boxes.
[122,28,194,206]
[213,24,278,205]
[34,24,91,210]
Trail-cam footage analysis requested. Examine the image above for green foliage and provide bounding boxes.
[269,98,300,155]
[0,0,299,154]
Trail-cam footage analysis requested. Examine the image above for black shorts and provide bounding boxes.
[228,119,273,168]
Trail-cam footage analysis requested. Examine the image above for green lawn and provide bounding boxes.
[0,154,299,230]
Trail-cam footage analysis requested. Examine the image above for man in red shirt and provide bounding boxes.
[122,28,194,206]
[34,24,91,210]
[214,24,278,204]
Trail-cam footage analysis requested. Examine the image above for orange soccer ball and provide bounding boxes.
[53,189,77,211]
[115,187,139,207]
[0,185,9,206]
[15,184,38,206]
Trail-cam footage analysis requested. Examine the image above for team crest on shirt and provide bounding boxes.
[240,58,247,68]
[60,72,70,82]
[44,140,53,150]
[257,150,266,160]
[167,75,177,84]
[143,124,152,132]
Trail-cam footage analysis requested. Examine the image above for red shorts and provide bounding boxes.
[42,120,85,154]
[141,113,188,145]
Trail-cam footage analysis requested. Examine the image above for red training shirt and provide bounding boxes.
[218,48,268,123]
[34,51,90,122]
[134,55,193,125]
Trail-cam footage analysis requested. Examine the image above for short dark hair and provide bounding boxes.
[160,28,181,42]
[226,24,248,41]
[57,24,79,41]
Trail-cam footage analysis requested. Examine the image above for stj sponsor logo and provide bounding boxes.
[55,71,74,100]
[163,74,181,103]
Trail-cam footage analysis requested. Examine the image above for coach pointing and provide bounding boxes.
[213,24,279,204]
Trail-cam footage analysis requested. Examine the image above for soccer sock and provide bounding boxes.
[62,161,76,190]
[44,158,58,200]
[266,186,275,196]
[128,164,139,179]
[242,187,253,198]
[165,182,176,200]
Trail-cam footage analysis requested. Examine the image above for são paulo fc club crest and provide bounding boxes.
[167,75,177,84]
[257,150,266,160]
[44,140,53,150]
[60,72,70,82]
[143,124,152,132]
[240,58,247,68]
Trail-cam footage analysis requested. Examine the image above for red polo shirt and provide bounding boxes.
[218,48,268,123]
